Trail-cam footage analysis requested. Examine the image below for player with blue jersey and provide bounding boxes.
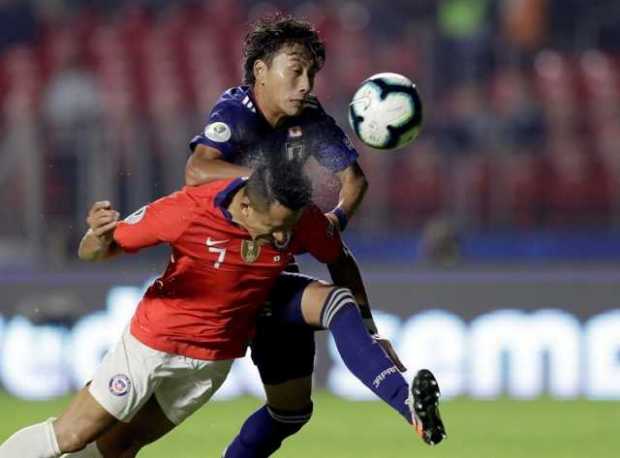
[184,14,446,456]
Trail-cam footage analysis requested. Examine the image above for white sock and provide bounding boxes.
[0,418,61,458]
[60,442,103,458]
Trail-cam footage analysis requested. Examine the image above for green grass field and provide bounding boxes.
[1,392,618,457]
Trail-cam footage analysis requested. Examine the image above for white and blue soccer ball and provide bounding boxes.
[348,72,423,150]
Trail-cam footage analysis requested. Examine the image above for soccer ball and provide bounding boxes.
[348,72,423,150]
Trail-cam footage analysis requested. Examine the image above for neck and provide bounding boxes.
[253,84,285,127]
[227,190,258,239]
[227,190,245,226]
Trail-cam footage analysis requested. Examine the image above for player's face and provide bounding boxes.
[244,201,303,240]
[259,43,317,117]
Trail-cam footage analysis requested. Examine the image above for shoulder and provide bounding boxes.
[298,96,342,133]
[214,86,256,116]
[300,95,328,120]
[207,86,258,137]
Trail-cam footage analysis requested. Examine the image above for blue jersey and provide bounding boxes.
[189,86,358,173]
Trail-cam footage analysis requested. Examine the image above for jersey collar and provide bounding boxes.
[214,177,248,221]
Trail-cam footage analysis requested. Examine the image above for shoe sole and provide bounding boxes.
[411,369,447,445]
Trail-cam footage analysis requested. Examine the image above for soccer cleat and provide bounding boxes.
[408,369,447,446]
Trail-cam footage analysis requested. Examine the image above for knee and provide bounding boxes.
[53,423,91,453]
[319,287,356,328]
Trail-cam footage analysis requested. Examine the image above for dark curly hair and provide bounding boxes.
[246,162,312,212]
[242,13,326,86]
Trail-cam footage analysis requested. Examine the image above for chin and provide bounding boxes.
[287,105,303,116]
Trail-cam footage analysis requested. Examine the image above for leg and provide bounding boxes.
[95,394,176,457]
[224,273,317,458]
[223,377,314,458]
[65,352,233,457]
[53,327,179,457]
[0,385,117,458]
[302,282,446,445]
[300,282,413,422]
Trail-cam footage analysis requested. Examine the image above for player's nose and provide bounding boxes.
[298,73,311,94]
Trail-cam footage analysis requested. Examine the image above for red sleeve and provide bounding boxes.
[113,190,195,253]
[292,205,343,264]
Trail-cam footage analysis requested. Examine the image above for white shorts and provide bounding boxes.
[89,327,233,425]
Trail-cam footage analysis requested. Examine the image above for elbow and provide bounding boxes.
[185,151,217,186]
[359,174,369,196]
[350,164,369,194]
[184,158,201,186]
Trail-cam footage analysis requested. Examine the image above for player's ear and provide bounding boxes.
[240,194,253,217]
[254,59,267,85]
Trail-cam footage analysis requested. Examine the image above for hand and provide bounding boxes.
[86,201,120,241]
[373,335,407,372]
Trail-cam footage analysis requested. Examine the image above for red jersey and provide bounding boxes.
[113,178,342,360]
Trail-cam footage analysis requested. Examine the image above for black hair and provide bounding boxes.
[245,162,312,212]
[242,13,326,86]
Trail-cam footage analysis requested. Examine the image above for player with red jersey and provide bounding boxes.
[0,164,445,457]
[1,165,322,457]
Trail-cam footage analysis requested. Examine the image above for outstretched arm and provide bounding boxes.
[185,144,251,186]
[78,201,121,261]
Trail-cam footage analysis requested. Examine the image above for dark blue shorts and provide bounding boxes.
[250,272,318,385]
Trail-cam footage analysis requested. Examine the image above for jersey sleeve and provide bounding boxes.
[113,190,195,253]
[189,100,241,161]
[311,115,359,173]
[292,205,343,264]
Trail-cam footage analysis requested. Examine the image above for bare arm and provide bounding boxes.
[327,161,368,230]
[185,144,252,186]
[78,201,122,261]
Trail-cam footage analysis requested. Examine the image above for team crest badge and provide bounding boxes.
[241,240,261,263]
[288,126,303,138]
[205,122,232,142]
[124,206,147,224]
[108,374,131,396]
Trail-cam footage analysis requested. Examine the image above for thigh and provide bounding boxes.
[267,272,319,326]
[252,273,322,386]
[251,320,316,385]
[96,394,176,457]
[155,358,233,425]
[88,327,165,423]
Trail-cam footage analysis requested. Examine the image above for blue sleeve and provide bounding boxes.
[189,101,240,161]
[312,116,359,172]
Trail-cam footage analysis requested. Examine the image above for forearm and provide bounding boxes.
[78,229,120,261]
[332,162,368,229]
[185,155,251,186]
[335,174,368,218]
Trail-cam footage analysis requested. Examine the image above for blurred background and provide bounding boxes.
[0,0,619,419]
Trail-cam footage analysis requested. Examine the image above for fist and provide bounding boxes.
[86,201,120,238]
